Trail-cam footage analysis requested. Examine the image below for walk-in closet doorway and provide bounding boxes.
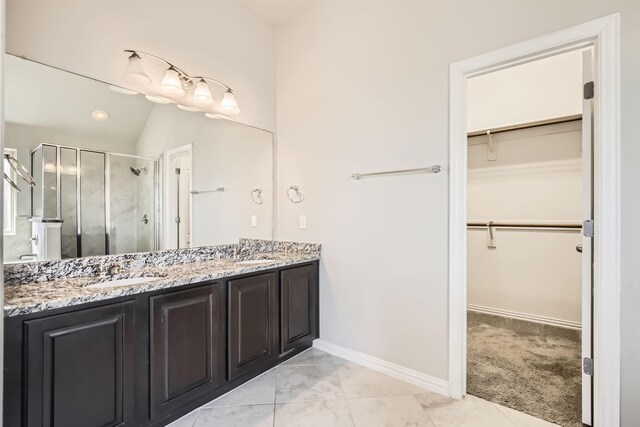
[448,14,621,427]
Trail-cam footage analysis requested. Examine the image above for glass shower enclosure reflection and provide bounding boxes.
[31,144,157,258]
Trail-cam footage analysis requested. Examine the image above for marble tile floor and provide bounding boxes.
[167,348,559,427]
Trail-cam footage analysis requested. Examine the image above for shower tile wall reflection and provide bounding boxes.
[80,151,107,257]
[60,148,78,258]
[108,155,155,254]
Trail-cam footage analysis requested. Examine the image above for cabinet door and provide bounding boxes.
[228,273,277,380]
[280,265,318,353]
[150,285,225,420]
[24,302,136,427]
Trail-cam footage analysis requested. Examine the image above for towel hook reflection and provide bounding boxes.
[287,185,304,203]
[251,188,264,205]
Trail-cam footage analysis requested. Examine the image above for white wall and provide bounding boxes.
[467,51,583,132]
[276,2,640,423]
[467,122,582,326]
[137,104,274,246]
[5,0,276,131]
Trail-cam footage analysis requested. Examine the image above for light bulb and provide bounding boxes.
[220,90,240,115]
[123,52,151,85]
[162,68,185,96]
[193,79,213,105]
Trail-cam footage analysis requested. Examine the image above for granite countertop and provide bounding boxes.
[4,240,320,317]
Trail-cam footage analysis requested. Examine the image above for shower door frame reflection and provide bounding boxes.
[30,143,159,258]
[105,152,158,255]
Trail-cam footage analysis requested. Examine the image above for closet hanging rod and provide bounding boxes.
[467,114,582,138]
[352,165,442,180]
[467,221,582,229]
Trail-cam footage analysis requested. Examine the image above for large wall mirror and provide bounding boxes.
[3,54,274,263]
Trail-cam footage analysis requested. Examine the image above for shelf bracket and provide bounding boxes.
[487,130,497,161]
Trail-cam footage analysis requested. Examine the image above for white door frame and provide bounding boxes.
[448,14,620,427]
[162,144,193,250]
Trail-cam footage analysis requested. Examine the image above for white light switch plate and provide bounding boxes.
[251,215,258,228]
[299,215,307,230]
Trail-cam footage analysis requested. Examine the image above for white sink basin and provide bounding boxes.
[236,259,276,266]
[86,277,159,289]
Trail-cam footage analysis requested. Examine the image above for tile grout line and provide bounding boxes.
[189,408,200,427]
[334,356,358,426]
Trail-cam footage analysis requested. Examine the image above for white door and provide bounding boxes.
[581,48,594,427]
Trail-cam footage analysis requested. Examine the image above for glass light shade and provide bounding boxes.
[145,95,172,104]
[161,68,185,96]
[220,90,240,115]
[205,113,224,120]
[123,53,151,85]
[193,80,213,105]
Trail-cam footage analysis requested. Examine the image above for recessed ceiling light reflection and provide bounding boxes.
[92,110,109,121]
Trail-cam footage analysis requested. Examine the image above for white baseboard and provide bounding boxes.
[467,304,581,330]
[313,339,449,397]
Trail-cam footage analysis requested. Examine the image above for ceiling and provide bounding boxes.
[5,54,153,149]
[236,0,317,25]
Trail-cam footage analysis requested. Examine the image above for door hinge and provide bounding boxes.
[175,216,181,224]
[583,357,594,376]
[583,219,594,238]
[175,168,181,175]
[584,81,594,100]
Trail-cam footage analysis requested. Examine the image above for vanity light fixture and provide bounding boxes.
[145,95,172,104]
[193,79,214,105]
[161,67,186,96]
[92,110,109,121]
[122,50,240,115]
[220,90,240,115]
[123,52,151,85]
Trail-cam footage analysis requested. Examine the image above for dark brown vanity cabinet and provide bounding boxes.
[228,272,277,380]
[4,261,319,427]
[22,302,136,427]
[280,265,318,353]
[149,285,225,420]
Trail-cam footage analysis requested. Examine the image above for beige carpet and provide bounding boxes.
[467,311,582,427]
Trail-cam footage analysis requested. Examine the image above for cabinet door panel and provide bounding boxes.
[150,285,224,420]
[24,302,135,427]
[280,265,318,353]
[228,273,276,380]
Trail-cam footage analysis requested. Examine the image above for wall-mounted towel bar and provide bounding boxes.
[191,187,225,195]
[351,165,442,180]
[467,221,582,231]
